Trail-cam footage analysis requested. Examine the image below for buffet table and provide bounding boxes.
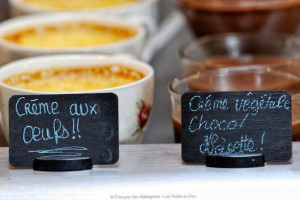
[1,144,300,199]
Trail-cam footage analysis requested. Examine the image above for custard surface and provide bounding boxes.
[4,65,145,92]
[2,22,136,48]
[23,0,139,10]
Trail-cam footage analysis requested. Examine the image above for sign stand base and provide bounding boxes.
[33,156,93,172]
[206,153,265,168]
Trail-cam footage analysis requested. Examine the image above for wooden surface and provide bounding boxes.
[1,144,300,200]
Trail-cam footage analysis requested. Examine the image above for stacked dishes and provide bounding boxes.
[170,0,300,142]
[0,0,158,145]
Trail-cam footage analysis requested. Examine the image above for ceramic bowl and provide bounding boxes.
[0,54,154,144]
[0,13,146,64]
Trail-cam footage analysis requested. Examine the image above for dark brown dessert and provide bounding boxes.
[188,70,300,93]
[201,56,296,69]
[184,55,300,75]
[172,56,300,142]
[292,101,300,141]
[0,131,8,147]
[173,116,182,143]
[176,0,300,37]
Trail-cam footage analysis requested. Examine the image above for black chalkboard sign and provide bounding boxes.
[181,91,292,163]
[9,93,119,167]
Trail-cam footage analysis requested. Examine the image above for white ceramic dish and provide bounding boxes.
[0,13,146,65]
[0,54,154,144]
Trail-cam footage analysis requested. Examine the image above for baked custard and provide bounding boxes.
[22,0,139,10]
[4,65,145,92]
[2,22,137,48]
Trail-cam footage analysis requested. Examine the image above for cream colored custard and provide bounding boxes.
[3,65,145,92]
[22,0,139,10]
[2,22,137,48]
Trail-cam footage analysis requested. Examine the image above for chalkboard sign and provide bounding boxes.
[9,93,119,167]
[181,91,292,163]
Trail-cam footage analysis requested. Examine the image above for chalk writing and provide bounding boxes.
[19,101,100,145]
[23,118,70,144]
[189,113,249,132]
[189,95,228,112]
[187,92,289,155]
[102,149,113,162]
[28,146,88,157]
[199,132,266,155]
[16,97,60,116]
[28,146,87,154]
[181,91,292,163]
[69,103,99,116]
[9,94,119,167]
[235,92,290,116]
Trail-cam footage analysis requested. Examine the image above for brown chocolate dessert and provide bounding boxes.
[0,131,8,147]
[188,70,300,93]
[201,56,295,69]
[173,116,182,143]
[292,101,300,141]
[172,56,300,142]
[176,0,300,37]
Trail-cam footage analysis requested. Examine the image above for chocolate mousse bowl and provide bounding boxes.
[176,0,300,37]
[169,67,300,142]
[179,33,300,74]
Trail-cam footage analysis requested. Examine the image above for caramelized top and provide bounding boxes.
[23,0,139,10]
[2,22,137,48]
[3,65,145,92]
